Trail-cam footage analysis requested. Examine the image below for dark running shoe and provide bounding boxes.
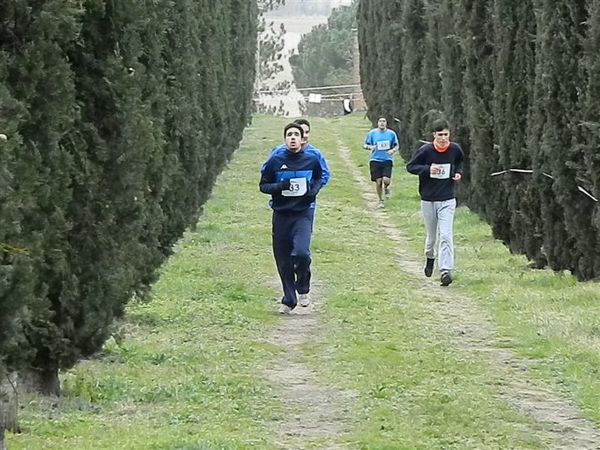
[424,258,435,277]
[440,271,452,287]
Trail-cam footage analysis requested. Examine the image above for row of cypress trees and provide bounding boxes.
[0,0,258,398]
[357,0,600,280]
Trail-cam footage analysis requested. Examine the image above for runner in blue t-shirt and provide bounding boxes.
[364,117,399,208]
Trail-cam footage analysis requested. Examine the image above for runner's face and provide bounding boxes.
[285,128,303,152]
[300,124,310,145]
[433,129,450,146]
[378,118,387,130]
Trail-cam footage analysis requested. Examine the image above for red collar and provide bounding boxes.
[433,141,450,153]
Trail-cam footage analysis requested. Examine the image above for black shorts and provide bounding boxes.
[369,160,393,181]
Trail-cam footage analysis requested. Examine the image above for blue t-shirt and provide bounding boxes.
[364,129,399,162]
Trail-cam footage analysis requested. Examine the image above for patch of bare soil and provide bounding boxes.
[264,278,353,449]
[337,139,600,450]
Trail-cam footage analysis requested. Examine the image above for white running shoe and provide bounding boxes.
[278,304,293,314]
[377,201,385,209]
[298,293,311,307]
[384,186,391,199]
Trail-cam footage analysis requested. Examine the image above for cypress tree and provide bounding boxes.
[400,0,427,147]
[357,0,379,117]
[578,0,600,276]
[418,0,443,136]
[529,0,587,273]
[549,0,597,278]
[358,0,405,128]
[0,84,34,379]
[457,0,500,218]
[0,0,83,394]
[228,0,259,140]
[492,0,539,257]
[1,0,261,394]
[437,0,469,197]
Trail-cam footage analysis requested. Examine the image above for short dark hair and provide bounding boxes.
[432,119,450,132]
[284,123,304,138]
[293,118,311,130]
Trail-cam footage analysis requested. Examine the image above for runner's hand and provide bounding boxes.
[280,179,291,191]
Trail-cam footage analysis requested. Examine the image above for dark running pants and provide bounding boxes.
[272,209,313,308]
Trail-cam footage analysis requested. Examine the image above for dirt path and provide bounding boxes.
[264,279,353,450]
[336,139,600,449]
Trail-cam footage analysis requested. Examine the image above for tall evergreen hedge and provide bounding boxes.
[0,0,258,394]
[357,0,600,280]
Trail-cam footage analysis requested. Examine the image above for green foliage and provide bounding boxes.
[257,0,286,14]
[9,114,600,448]
[357,0,600,280]
[530,1,592,276]
[0,83,33,378]
[492,0,541,262]
[0,0,259,389]
[289,3,357,89]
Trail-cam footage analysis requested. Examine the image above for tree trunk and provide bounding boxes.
[19,368,60,397]
[0,372,18,449]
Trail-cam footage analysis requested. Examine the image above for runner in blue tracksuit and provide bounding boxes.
[260,123,323,313]
[263,118,330,226]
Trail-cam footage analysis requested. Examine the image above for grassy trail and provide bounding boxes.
[7,114,600,449]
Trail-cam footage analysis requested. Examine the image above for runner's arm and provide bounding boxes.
[406,147,430,176]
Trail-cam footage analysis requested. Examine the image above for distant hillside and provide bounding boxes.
[270,0,352,16]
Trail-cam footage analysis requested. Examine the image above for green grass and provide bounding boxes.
[7,114,600,449]
[331,113,600,427]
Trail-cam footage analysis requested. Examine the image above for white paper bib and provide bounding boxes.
[282,177,307,197]
[376,140,391,151]
[431,163,451,179]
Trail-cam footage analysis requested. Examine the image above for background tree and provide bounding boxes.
[457,0,499,215]
[578,0,600,276]
[254,0,288,114]
[491,0,539,257]
[357,0,404,141]
[0,81,33,447]
[530,1,590,274]
[435,0,469,199]
[289,3,356,89]
[400,0,427,149]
